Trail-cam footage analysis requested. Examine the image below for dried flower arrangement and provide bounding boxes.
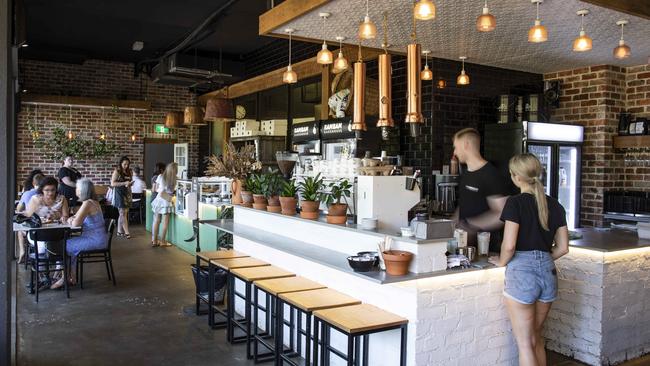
[205,143,262,179]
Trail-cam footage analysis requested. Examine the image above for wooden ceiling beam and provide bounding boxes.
[259,0,331,35]
[580,0,650,20]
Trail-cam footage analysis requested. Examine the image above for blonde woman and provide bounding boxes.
[150,163,177,247]
[489,153,569,366]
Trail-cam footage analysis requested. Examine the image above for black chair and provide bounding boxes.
[76,219,117,289]
[129,193,144,224]
[28,228,71,302]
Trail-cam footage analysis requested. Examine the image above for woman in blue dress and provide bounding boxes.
[51,178,108,289]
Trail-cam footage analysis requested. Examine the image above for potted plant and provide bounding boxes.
[250,173,268,210]
[297,174,324,220]
[324,179,352,224]
[205,143,261,205]
[266,171,282,213]
[279,179,298,216]
[240,175,255,207]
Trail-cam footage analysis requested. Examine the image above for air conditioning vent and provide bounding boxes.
[152,53,232,87]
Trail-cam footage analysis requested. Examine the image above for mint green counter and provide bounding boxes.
[145,190,231,255]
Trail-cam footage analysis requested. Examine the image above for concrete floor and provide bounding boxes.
[14,225,650,366]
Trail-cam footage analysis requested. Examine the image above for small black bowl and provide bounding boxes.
[357,251,379,267]
[347,255,376,272]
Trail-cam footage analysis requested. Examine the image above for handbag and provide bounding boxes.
[106,187,114,203]
[14,213,42,228]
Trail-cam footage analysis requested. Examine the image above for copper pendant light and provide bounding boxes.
[421,50,433,80]
[351,43,367,139]
[165,111,184,128]
[184,106,205,126]
[613,20,631,59]
[377,12,393,141]
[414,0,436,21]
[476,0,496,32]
[573,10,592,52]
[332,36,349,74]
[358,0,376,39]
[528,0,548,43]
[457,56,470,86]
[283,29,298,83]
[204,98,233,122]
[316,13,333,65]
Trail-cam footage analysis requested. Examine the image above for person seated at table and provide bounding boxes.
[21,169,43,196]
[50,178,107,289]
[23,176,70,271]
[16,173,44,263]
[131,167,147,195]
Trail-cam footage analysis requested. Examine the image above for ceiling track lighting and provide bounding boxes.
[358,0,377,39]
[377,11,394,140]
[283,29,298,84]
[528,0,548,43]
[316,13,333,65]
[421,50,433,81]
[614,20,631,59]
[573,9,592,52]
[476,0,496,32]
[414,0,436,21]
[457,56,470,86]
[332,36,349,74]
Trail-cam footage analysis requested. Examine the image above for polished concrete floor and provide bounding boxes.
[14,225,650,366]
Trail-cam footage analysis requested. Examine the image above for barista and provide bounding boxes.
[452,128,509,251]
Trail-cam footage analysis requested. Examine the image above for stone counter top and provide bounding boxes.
[569,227,650,252]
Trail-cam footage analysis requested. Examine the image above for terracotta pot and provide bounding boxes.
[326,215,347,225]
[253,194,267,205]
[231,179,243,205]
[268,195,280,206]
[300,200,320,220]
[279,196,297,216]
[328,203,348,217]
[241,202,253,208]
[253,203,267,210]
[382,250,413,276]
[241,190,253,206]
[267,205,282,213]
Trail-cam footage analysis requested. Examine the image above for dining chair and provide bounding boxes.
[76,219,117,288]
[28,227,71,302]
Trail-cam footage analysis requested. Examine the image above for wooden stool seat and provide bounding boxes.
[197,250,248,262]
[254,276,326,296]
[280,288,361,312]
[230,265,295,282]
[210,257,269,270]
[314,304,407,334]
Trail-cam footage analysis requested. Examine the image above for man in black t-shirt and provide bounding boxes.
[453,128,509,251]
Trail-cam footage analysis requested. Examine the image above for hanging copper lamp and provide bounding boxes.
[203,98,234,122]
[184,106,205,126]
[376,12,393,141]
[613,20,631,59]
[351,44,367,139]
[405,44,424,137]
[165,111,184,128]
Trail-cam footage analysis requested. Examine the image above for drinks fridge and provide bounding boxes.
[484,122,584,229]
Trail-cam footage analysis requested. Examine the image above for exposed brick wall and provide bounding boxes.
[17,59,200,187]
[544,64,650,227]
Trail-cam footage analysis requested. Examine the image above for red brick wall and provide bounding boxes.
[544,64,650,227]
[17,59,200,186]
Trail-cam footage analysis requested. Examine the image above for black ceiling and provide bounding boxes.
[19,0,279,66]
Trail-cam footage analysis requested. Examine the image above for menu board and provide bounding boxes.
[291,120,321,143]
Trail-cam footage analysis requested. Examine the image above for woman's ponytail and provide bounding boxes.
[531,177,549,231]
[509,154,550,231]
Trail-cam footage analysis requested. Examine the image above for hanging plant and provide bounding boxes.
[44,126,117,160]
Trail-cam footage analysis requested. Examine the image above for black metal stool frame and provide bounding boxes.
[312,317,408,366]
[276,298,331,366]
[253,286,300,364]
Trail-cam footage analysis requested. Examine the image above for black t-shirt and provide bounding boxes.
[500,193,567,252]
[57,166,82,201]
[458,162,508,220]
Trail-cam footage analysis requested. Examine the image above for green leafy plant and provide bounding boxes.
[280,179,298,198]
[265,171,283,197]
[324,179,352,206]
[249,173,267,195]
[298,174,324,202]
[43,127,118,160]
[242,175,256,192]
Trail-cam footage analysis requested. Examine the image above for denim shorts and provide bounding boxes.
[504,250,558,305]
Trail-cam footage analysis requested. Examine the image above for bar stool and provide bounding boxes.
[230,266,296,359]
[278,288,361,366]
[210,257,270,344]
[252,276,326,363]
[313,304,408,366]
[195,250,249,326]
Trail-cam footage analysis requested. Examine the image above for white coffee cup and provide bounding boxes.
[478,232,490,255]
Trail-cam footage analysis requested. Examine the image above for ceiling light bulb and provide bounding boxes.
[573,30,592,52]
[283,65,297,84]
[359,16,377,39]
[99,131,106,140]
[131,133,137,142]
[476,1,496,32]
[528,20,548,43]
[67,130,74,139]
[613,20,631,59]
[333,51,349,72]
[414,0,436,20]
[317,42,333,64]
[457,57,470,86]
[421,65,433,80]
[437,79,446,89]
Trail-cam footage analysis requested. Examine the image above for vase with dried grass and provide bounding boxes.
[205,143,261,205]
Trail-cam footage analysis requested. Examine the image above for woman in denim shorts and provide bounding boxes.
[489,153,569,366]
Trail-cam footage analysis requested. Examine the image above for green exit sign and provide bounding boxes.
[154,124,170,134]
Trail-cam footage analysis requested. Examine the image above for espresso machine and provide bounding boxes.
[432,173,459,215]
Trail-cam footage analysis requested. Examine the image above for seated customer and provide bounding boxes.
[131,167,147,195]
[16,173,44,263]
[52,178,107,289]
